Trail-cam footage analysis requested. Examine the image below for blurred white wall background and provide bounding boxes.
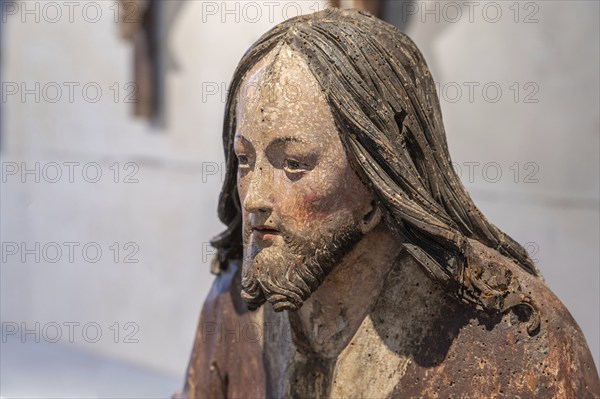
[1,0,598,397]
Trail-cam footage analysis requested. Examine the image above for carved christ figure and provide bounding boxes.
[177,8,599,399]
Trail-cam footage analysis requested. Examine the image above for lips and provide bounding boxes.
[252,225,280,241]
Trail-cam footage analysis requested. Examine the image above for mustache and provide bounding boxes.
[243,218,290,236]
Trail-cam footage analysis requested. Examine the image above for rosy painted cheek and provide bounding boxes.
[284,167,350,218]
[284,189,339,227]
[296,194,323,224]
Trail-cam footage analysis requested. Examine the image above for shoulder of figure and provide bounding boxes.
[200,259,249,323]
[178,259,266,398]
[468,240,600,397]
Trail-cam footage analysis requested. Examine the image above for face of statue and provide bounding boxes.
[234,45,378,312]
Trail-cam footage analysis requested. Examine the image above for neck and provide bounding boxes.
[287,223,403,359]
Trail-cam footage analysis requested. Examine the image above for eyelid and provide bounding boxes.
[287,153,316,166]
[234,152,252,171]
[286,158,305,166]
[233,135,251,154]
[233,139,254,167]
[283,158,311,173]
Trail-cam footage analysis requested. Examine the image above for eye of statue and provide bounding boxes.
[237,154,249,167]
[284,159,306,173]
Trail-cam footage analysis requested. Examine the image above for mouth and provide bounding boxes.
[252,225,280,241]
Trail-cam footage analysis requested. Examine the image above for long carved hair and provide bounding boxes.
[211,8,541,330]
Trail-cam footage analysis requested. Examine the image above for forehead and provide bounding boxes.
[235,44,338,147]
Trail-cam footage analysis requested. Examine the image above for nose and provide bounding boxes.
[243,166,273,214]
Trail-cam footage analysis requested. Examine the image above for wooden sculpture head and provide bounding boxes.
[234,44,381,312]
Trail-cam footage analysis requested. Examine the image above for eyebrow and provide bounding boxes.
[270,136,305,145]
[234,134,306,145]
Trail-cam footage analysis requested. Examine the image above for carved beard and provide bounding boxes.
[241,222,363,312]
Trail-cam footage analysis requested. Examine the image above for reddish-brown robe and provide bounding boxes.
[175,244,600,398]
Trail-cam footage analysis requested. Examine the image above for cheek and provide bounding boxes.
[294,191,330,224]
[286,170,362,227]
